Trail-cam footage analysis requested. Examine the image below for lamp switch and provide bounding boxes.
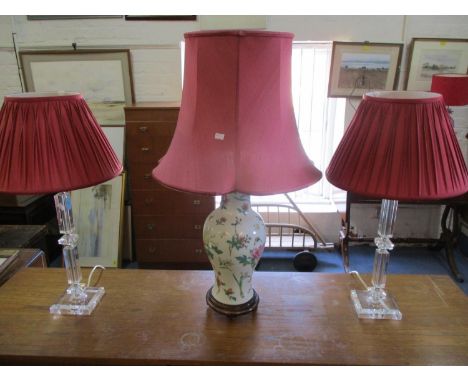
[214,133,225,140]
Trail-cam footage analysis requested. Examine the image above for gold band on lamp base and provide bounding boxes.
[206,287,259,317]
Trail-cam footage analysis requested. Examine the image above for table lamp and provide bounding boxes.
[431,73,468,107]
[153,30,322,316]
[326,91,468,320]
[0,92,123,315]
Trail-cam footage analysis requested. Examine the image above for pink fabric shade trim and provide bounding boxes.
[5,93,82,103]
[0,93,123,194]
[153,30,322,196]
[363,92,443,104]
[185,30,295,38]
[326,91,468,201]
[431,74,468,106]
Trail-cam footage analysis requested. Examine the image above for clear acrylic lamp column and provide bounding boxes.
[152,30,322,316]
[51,192,105,315]
[326,91,468,320]
[0,92,123,315]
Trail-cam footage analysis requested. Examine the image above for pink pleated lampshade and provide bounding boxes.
[0,92,123,194]
[326,91,468,201]
[431,74,468,106]
[152,30,322,196]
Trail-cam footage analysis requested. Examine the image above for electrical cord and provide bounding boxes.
[350,270,369,290]
[87,265,106,288]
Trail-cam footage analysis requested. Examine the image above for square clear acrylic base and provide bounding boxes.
[350,289,402,320]
[50,286,105,316]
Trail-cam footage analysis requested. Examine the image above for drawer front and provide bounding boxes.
[136,239,208,264]
[126,121,175,141]
[128,162,168,191]
[126,122,175,163]
[134,215,206,239]
[132,190,215,215]
[126,138,173,163]
[125,108,179,122]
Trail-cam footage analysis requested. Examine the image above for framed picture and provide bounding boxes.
[102,126,125,163]
[20,50,135,126]
[27,16,123,20]
[328,41,403,98]
[71,174,125,268]
[406,38,468,90]
[124,15,197,21]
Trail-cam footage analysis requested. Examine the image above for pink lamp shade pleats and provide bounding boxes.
[431,74,468,106]
[326,91,468,201]
[0,92,123,194]
[152,30,322,196]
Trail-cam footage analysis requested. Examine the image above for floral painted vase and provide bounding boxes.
[203,192,266,314]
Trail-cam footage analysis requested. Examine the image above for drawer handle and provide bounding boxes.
[193,224,202,230]
[147,223,155,230]
[141,147,150,152]
[195,249,203,255]
[144,198,154,205]
[193,199,201,205]
[139,126,148,132]
[148,247,156,253]
[144,173,151,180]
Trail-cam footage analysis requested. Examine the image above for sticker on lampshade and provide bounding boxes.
[214,133,225,141]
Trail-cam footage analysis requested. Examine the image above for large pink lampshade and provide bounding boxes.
[431,74,468,106]
[326,91,468,201]
[0,92,123,194]
[152,30,322,195]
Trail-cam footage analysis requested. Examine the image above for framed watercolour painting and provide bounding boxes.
[20,50,135,126]
[328,41,403,98]
[406,38,468,91]
[124,15,196,21]
[71,174,125,268]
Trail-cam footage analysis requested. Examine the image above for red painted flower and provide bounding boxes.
[252,245,264,259]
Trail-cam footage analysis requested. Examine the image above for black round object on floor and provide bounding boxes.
[293,251,317,272]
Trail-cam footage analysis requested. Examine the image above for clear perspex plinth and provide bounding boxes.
[50,286,105,316]
[350,288,402,320]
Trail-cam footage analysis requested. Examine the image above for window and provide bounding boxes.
[252,42,346,206]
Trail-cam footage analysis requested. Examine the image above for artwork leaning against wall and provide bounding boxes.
[71,174,125,268]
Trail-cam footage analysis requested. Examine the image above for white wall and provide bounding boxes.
[0,15,200,100]
[1,15,467,242]
[3,15,468,99]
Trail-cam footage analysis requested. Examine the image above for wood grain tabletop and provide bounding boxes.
[1,268,468,365]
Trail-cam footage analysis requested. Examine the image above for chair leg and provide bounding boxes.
[441,205,464,282]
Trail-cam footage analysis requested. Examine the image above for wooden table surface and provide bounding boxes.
[1,268,468,365]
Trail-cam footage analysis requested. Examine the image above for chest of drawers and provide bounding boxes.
[124,103,214,267]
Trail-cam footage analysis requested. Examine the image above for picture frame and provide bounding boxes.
[71,173,126,268]
[405,38,468,91]
[27,16,123,20]
[101,126,125,163]
[124,15,197,21]
[328,41,403,98]
[20,50,135,126]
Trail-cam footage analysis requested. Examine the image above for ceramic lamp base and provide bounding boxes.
[206,287,259,317]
